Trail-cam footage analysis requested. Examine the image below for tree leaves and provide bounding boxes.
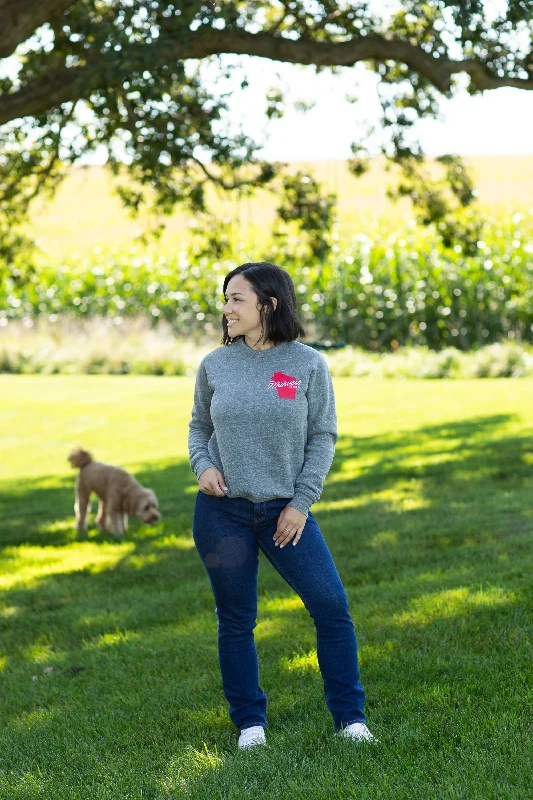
[0,0,532,266]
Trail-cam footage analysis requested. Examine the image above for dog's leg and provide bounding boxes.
[75,484,90,534]
[107,496,125,536]
[96,500,109,533]
[123,514,129,532]
[110,513,125,536]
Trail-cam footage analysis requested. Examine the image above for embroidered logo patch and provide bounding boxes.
[270,371,301,399]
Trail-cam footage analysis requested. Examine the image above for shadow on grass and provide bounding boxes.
[1,413,533,796]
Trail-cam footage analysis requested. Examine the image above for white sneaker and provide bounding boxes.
[238,725,266,750]
[338,722,378,743]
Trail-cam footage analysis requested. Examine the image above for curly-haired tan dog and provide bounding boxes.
[68,448,161,536]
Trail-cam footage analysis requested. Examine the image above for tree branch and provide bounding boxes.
[1,28,532,126]
[190,155,270,191]
[0,66,91,125]
[25,102,77,204]
[0,0,78,58]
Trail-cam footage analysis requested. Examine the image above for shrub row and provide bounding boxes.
[1,318,532,378]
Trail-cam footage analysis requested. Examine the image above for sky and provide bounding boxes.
[213,57,533,162]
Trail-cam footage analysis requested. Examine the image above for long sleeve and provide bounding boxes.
[188,359,216,480]
[288,355,338,518]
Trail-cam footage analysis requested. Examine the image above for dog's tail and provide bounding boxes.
[68,447,93,469]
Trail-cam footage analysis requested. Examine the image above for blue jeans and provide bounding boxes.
[192,491,366,732]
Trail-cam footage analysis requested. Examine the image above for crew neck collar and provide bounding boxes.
[233,337,290,354]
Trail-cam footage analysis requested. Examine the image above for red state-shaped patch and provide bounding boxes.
[270,371,298,399]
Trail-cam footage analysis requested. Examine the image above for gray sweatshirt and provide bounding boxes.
[188,336,338,518]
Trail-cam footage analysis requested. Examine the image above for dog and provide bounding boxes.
[68,448,161,536]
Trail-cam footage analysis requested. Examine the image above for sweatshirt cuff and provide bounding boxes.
[193,460,216,480]
[286,496,311,518]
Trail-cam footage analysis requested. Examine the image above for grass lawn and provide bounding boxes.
[1,375,532,799]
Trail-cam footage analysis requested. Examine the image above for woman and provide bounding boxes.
[188,261,376,750]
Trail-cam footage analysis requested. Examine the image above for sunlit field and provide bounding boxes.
[28,155,533,258]
[1,375,532,798]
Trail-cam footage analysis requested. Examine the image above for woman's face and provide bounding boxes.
[222,274,276,341]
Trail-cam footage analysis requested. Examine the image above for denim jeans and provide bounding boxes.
[192,490,366,732]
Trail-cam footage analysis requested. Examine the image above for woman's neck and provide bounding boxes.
[243,335,276,351]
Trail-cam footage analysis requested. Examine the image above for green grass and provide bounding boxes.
[1,375,533,799]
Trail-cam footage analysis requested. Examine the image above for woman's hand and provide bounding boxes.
[198,467,228,497]
[274,506,307,548]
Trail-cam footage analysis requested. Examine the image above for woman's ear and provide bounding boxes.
[270,297,278,312]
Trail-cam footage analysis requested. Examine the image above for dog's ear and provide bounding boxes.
[135,490,160,519]
[68,448,93,469]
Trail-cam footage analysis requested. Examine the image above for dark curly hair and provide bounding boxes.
[221,262,306,346]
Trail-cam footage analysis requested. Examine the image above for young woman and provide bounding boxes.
[188,261,376,750]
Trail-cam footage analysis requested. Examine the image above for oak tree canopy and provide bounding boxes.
[1,0,532,264]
